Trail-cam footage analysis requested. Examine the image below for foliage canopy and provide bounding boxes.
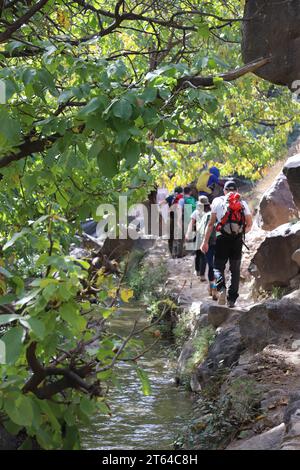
[0,0,299,449]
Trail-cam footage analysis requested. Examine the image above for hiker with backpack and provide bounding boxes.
[179,186,197,212]
[186,196,218,300]
[200,180,252,308]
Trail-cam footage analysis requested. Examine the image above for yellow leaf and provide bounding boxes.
[108,288,117,298]
[57,10,70,29]
[255,415,265,421]
[96,267,106,287]
[120,288,134,303]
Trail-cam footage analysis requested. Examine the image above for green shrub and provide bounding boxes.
[186,327,216,373]
[179,376,262,450]
[127,260,168,301]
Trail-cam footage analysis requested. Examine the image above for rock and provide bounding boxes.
[101,237,156,261]
[227,423,285,450]
[193,326,245,386]
[258,173,298,231]
[196,314,209,329]
[290,274,300,291]
[291,340,300,351]
[283,155,300,211]
[267,299,300,334]
[176,339,195,384]
[292,249,300,267]
[239,303,279,351]
[281,393,300,450]
[190,374,202,393]
[200,303,243,328]
[283,289,300,303]
[242,0,300,88]
[69,246,91,258]
[251,222,300,290]
[240,299,300,352]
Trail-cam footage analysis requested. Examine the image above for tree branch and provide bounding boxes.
[0,0,50,43]
[177,57,272,90]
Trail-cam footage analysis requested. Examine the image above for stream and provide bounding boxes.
[80,306,194,450]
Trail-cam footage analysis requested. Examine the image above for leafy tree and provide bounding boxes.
[0,0,299,448]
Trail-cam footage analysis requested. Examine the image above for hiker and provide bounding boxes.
[160,186,183,256]
[200,180,253,308]
[179,186,197,212]
[196,166,224,203]
[160,186,183,208]
[186,196,218,300]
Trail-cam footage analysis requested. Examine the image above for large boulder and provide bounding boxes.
[258,173,298,231]
[242,0,300,88]
[200,302,244,328]
[281,393,300,450]
[251,222,300,290]
[192,326,245,387]
[239,299,300,352]
[283,155,300,211]
[227,424,285,450]
[100,237,155,261]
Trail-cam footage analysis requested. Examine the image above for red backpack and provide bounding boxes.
[173,193,183,205]
[217,193,246,236]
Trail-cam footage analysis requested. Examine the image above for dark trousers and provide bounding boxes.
[195,245,215,282]
[214,235,243,302]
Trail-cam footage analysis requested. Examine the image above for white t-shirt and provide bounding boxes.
[211,195,251,223]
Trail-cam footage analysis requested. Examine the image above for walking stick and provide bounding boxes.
[190,256,194,288]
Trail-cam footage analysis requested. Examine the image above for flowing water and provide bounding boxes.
[80,307,194,450]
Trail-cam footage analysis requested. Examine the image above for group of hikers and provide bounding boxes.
[161,167,253,308]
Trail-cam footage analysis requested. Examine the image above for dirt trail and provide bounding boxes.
[147,156,300,449]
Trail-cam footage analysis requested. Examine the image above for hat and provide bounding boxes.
[198,195,210,205]
[224,180,237,191]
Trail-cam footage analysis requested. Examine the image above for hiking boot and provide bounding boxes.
[208,282,218,300]
[212,288,218,301]
[218,288,226,306]
[227,299,236,308]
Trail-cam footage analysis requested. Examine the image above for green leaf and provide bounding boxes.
[77,97,106,117]
[97,149,118,178]
[0,266,13,278]
[3,228,30,251]
[0,110,22,148]
[80,397,96,417]
[18,438,33,450]
[0,326,24,364]
[124,140,141,167]
[112,98,132,120]
[73,259,90,270]
[196,22,210,39]
[136,367,151,396]
[0,314,20,326]
[62,425,80,450]
[59,302,86,332]
[4,393,33,426]
[20,317,46,340]
[0,294,17,306]
[15,288,42,307]
[5,40,25,54]
[141,87,157,103]
[3,419,23,436]
[42,283,58,301]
